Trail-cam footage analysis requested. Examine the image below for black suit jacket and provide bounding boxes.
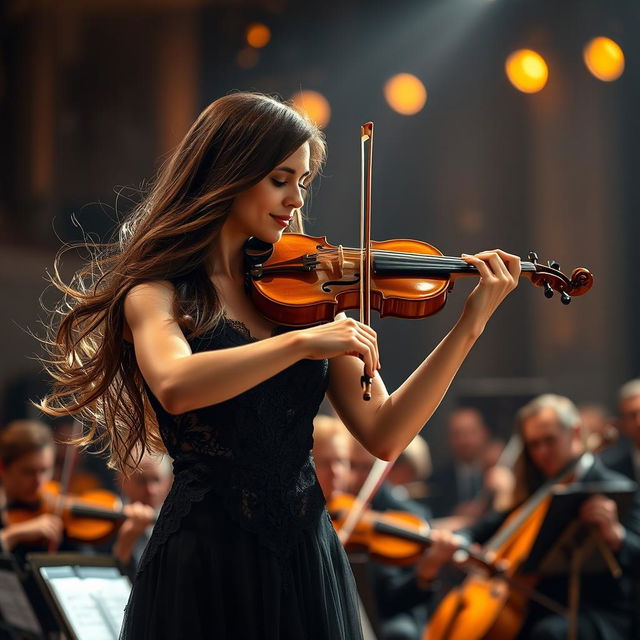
[428,463,483,518]
[461,459,640,640]
[600,438,638,482]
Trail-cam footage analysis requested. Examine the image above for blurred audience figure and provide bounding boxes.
[0,420,154,569]
[312,415,352,501]
[579,403,617,452]
[349,434,430,519]
[386,434,432,509]
[428,407,491,519]
[600,379,640,481]
[313,415,459,640]
[116,453,173,572]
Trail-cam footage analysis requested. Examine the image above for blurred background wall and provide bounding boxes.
[1,0,638,461]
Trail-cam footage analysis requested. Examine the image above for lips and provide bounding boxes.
[270,214,292,228]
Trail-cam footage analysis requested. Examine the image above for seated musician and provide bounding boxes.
[116,452,173,572]
[601,378,640,480]
[313,414,459,640]
[0,419,154,568]
[421,394,640,640]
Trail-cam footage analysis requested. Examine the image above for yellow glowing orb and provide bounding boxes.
[583,37,624,82]
[290,90,331,129]
[246,23,271,49]
[505,49,548,94]
[384,73,427,115]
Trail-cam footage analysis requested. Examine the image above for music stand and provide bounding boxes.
[0,553,43,639]
[26,553,131,640]
[520,480,636,640]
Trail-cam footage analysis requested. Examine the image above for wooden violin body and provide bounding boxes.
[244,234,594,327]
[423,497,552,640]
[5,480,129,544]
[328,493,433,565]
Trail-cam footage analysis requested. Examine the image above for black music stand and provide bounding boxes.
[521,480,636,640]
[0,553,43,639]
[26,553,131,640]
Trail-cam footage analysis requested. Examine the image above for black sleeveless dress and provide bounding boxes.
[119,318,363,640]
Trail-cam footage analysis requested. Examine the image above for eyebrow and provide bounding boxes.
[275,166,311,178]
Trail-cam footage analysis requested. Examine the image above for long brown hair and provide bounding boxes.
[38,92,326,472]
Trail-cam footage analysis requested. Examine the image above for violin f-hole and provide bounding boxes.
[322,274,361,294]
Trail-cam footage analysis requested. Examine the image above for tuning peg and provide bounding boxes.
[528,251,539,263]
[543,282,554,299]
[560,291,571,305]
[547,260,560,270]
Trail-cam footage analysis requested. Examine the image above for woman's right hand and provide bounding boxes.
[297,313,380,378]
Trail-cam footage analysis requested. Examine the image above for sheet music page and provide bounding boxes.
[42,566,131,640]
[0,568,42,634]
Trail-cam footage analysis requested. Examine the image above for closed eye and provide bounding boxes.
[271,178,309,191]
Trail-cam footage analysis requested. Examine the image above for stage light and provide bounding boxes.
[583,37,624,82]
[290,90,331,129]
[384,73,427,115]
[505,49,548,94]
[246,23,271,49]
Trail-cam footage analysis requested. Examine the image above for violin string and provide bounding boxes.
[321,248,536,271]
[336,247,535,265]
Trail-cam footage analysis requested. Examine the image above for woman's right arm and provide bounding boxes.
[125,281,308,414]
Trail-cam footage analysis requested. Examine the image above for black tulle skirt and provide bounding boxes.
[119,491,363,639]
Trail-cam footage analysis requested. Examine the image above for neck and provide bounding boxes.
[208,221,247,279]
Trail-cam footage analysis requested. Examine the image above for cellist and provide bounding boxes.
[421,394,640,640]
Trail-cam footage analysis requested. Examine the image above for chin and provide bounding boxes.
[255,229,285,245]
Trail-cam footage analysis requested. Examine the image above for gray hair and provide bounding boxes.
[618,379,640,405]
[516,394,580,432]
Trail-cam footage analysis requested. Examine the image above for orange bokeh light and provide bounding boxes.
[246,23,271,49]
[384,73,427,115]
[505,49,548,94]
[290,90,331,129]
[583,37,624,82]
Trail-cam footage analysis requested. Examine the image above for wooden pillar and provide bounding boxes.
[155,10,200,158]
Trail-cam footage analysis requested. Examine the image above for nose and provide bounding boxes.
[284,186,304,210]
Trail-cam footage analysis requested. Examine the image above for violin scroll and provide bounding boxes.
[527,252,594,305]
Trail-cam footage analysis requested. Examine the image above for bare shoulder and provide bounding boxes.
[124,280,177,327]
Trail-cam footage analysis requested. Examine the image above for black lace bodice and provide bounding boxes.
[141,317,329,569]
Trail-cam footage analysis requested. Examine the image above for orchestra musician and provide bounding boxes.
[313,414,459,640]
[422,394,640,640]
[428,407,491,519]
[116,452,173,573]
[601,379,640,482]
[0,419,154,567]
[39,92,520,639]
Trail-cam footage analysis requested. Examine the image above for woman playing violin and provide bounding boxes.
[40,92,520,639]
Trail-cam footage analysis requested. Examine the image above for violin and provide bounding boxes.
[327,493,494,571]
[4,481,145,544]
[244,234,594,327]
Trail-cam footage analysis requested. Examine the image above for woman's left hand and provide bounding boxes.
[459,250,521,335]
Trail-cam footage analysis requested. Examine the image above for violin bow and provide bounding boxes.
[336,457,392,545]
[49,419,81,551]
[337,122,396,545]
[359,122,373,401]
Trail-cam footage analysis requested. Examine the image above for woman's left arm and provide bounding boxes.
[327,250,520,460]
